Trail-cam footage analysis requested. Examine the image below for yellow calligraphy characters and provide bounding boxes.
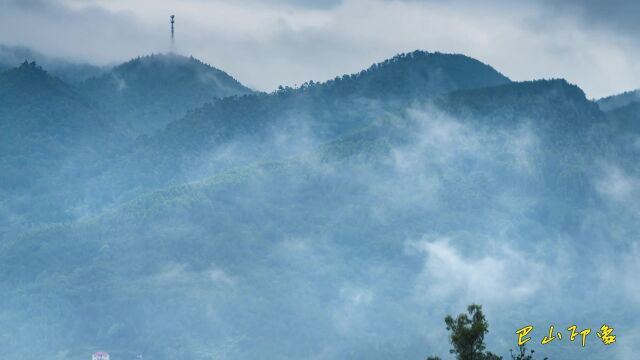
[541,325,562,345]
[516,325,533,346]
[516,324,616,347]
[597,325,616,345]
[567,325,591,347]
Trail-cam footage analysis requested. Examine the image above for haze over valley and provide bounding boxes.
[0,42,638,360]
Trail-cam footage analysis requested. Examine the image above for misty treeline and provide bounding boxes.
[0,46,637,360]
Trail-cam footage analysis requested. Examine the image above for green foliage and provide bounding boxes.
[597,89,640,111]
[0,61,120,222]
[110,51,512,198]
[79,53,253,135]
[429,306,550,360]
[443,304,501,360]
[0,49,631,360]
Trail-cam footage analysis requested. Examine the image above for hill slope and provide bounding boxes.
[0,61,114,184]
[2,72,632,360]
[80,53,253,136]
[0,62,121,225]
[597,89,640,111]
[0,44,106,83]
[103,51,511,192]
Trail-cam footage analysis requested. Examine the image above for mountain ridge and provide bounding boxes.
[0,44,106,84]
[1,48,635,360]
[597,88,640,111]
[79,53,253,136]
[0,61,108,138]
[90,50,515,197]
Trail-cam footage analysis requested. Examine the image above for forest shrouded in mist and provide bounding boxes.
[0,45,638,360]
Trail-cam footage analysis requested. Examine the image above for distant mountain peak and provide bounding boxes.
[0,58,109,145]
[292,50,511,101]
[371,50,507,74]
[0,44,106,83]
[10,60,49,78]
[115,53,210,71]
[79,53,253,136]
[18,60,40,69]
[87,52,251,94]
[0,60,75,100]
[597,89,640,112]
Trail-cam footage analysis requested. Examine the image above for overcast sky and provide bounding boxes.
[1,0,639,98]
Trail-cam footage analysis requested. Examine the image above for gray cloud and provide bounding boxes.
[542,0,640,34]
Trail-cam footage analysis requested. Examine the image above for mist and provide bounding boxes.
[2,50,638,359]
[0,3,638,357]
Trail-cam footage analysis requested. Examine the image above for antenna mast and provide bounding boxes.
[170,15,175,52]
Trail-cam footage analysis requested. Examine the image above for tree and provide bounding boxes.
[509,345,547,360]
[427,304,501,360]
[428,305,547,360]
[443,304,501,360]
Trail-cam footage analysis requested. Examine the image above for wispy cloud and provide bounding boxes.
[407,237,544,307]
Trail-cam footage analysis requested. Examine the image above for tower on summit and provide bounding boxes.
[170,15,175,52]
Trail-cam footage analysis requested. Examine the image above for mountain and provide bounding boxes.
[597,89,640,111]
[604,100,640,130]
[154,51,510,147]
[0,65,625,360]
[0,61,113,170]
[80,53,253,136]
[0,61,120,225]
[1,50,636,360]
[600,100,640,166]
[1,53,254,226]
[300,50,511,100]
[100,51,511,194]
[596,89,640,166]
[0,44,107,84]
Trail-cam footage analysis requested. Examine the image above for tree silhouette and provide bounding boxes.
[428,305,547,360]
[443,304,501,360]
[509,345,547,360]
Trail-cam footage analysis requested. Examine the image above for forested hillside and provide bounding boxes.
[598,89,640,111]
[95,51,511,200]
[80,54,253,136]
[0,49,636,360]
[0,61,120,225]
[0,44,106,83]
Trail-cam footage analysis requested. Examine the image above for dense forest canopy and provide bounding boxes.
[0,48,637,360]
